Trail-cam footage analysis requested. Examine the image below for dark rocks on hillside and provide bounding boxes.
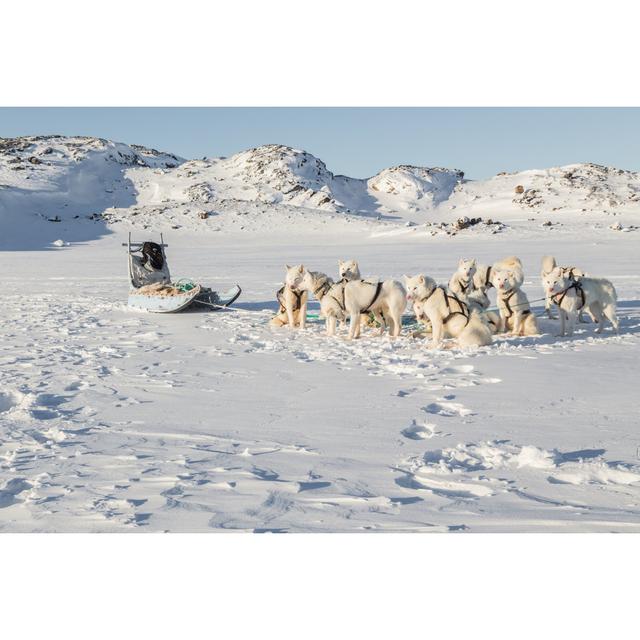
[426,217,506,236]
[513,188,544,208]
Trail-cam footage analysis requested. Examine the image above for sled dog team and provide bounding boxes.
[270,256,619,348]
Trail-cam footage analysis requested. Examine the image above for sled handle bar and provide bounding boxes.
[122,243,169,248]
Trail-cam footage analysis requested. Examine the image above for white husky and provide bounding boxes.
[269,264,308,329]
[298,269,349,336]
[542,267,619,336]
[338,259,378,331]
[344,278,406,339]
[540,255,589,321]
[492,269,539,336]
[338,259,361,282]
[404,274,493,348]
[493,256,524,288]
[471,257,523,307]
[449,258,477,299]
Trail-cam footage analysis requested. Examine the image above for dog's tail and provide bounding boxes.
[541,255,556,274]
[458,311,493,348]
[498,255,523,270]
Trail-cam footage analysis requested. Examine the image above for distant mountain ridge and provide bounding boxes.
[1,136,639,232]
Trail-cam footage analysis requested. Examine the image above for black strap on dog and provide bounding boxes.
[501,290,516,318]
[360,281,383,313]
[412,284,437,322]
[501,289,532,318]
[415,284,438,305]
[565,267,581,281]
[329,285,346,312]
[485,266,493,289]
[313,279,332,299]
[440,287,470,326]
[458,278,471,294]
[277,285,303,313]
[312,278,346,312]
[552,281,586,310]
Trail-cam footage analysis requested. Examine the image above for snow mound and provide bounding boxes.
[368,165,463,206]
[405,440,640,491]
[419,441,558,474]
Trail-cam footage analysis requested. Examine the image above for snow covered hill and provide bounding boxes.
[132,144,465,217]
[1,135,640,249]
[445,163,640,218]
[0,135,183,247]
[368,165,464,210]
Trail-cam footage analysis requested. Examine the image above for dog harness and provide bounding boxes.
[329,286,347,312]
[551,280,586,310]
[359,281,383,313]
[457,277,471,294]
[484,266,493,289]
[313,278,333,300]
[500,290,531,319]
[563,267,580,280]
[413,285,470,326]
[440,287,471,326]
[277,285,304,313]
[313,278,347,313]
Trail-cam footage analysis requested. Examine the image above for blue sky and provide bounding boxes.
[1,107,638,179]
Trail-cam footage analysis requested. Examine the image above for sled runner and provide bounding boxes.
[124,233,241,313]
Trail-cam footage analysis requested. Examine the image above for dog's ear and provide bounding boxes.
[419,274,425,284]
[507,271,513,278]
[471,259,476,266]
[299,264,305,273]
[402,274,409,282]
[458,258,464,266]
[285,264,291,270]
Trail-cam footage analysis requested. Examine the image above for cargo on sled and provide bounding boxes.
[124,233,241,313]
